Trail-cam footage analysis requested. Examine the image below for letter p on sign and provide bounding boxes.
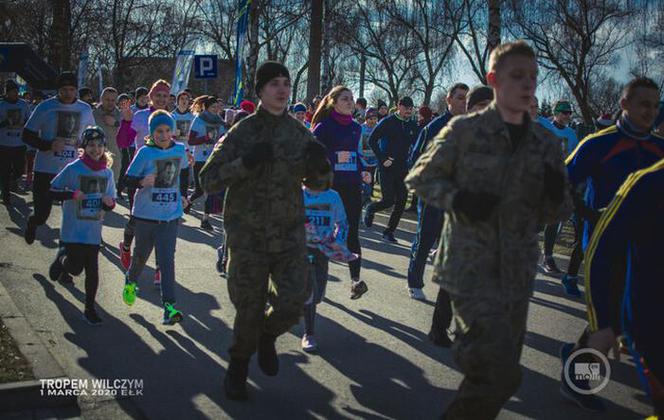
[194,55,218,79]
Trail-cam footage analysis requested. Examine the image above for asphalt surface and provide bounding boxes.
[0,189,652,419]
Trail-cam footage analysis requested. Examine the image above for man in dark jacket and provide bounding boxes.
[364,96,419,243]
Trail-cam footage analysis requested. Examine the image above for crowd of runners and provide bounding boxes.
[1,39,663,419]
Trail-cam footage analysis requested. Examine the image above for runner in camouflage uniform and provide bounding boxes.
[199,61,330,401]
[405,41,573,419]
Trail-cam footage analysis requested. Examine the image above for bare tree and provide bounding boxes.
[387,0,464,105]
[454,0,502,84]
[509,0,632,123]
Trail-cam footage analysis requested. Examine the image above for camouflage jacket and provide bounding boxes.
[405,103,573,300]
[199,105,327,254]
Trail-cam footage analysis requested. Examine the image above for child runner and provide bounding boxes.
[301,171,357,352]
[187,95,226,231]
[122,110,190,325]
[117,79,171,285]
[358,107,379,205]
[48,126,116,325]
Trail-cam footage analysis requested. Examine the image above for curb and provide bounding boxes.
[0,270,147,418]
[0,276,76,412]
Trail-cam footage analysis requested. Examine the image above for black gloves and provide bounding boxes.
[543,163,565,204]
[452,190,500,223]
[242,142,273,169]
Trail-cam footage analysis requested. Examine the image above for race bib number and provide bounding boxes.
[335,151,358,171]
[307,215,331,227]
[152,191,177,203]
[55,149,77,159]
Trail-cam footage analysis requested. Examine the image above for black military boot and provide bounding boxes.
[224,358,249,401]
[257,334,279,376]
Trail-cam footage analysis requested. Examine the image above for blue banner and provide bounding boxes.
[233,0,251,106]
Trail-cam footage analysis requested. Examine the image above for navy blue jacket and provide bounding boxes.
[368,114,419,170]
[409,112,453,167]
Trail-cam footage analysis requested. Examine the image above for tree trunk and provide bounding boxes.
[49,0,72,72]
[245,0,260,101]
[359,53,366,98]
[292,61,309,103]
[488,0,501,53]
[306,0,323,101]
[320,0,333,94]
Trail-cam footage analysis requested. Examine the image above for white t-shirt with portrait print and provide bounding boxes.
[0,98,31,147]
[24,97,95,174]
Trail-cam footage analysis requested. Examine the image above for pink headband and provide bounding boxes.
[149,82,170,100]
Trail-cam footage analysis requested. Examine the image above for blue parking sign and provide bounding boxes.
[194,55,218,79]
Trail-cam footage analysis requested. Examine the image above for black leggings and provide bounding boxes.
[334,183,362,279]
[0,146,25,199]
[118,147,135,192]
[367,166,408,233]
[28,172,56,227]
[58,243,100,311]
[189,161,211,213]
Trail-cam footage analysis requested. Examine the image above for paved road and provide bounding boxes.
[0,190,651,419]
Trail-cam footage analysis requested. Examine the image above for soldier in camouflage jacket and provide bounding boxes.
[406,42,573,419]
[199,61,331,401]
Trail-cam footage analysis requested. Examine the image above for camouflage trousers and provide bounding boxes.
[227,247,309,359]
[443,293,530,420]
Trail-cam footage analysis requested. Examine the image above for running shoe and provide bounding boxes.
[561,274,581,297]
[123,281,138,306]
[408,288,426,301]
[350,280,368,300]
[301,334,318,353]
[540,256,562,274]
[162,302,183,325]
[201,219,214,231]
[382,231,398,243]
[83,309,103,326]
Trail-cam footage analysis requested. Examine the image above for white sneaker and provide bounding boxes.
[408,288,426,301]
[301,334,318,353]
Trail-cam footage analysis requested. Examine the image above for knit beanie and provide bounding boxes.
[148,80,170,101]
[293,103,307,113]
[466,85,494,110]
[135,86,149,99]
[365,107,378,119]
[255,61,290,96]
[240,100,256,113]
[57,71,78,89]
[149,110,175,136]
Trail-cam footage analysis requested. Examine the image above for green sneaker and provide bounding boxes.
[163,302,183,325]
[123,281,138,306]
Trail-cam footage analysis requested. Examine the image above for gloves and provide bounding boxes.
[452,190,500,223]
[543,163,565,204]
[242,142,273,169]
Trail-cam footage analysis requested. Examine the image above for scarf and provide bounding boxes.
[81,153,108,171]
[617,115,651,141]
[330,109,353,126]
